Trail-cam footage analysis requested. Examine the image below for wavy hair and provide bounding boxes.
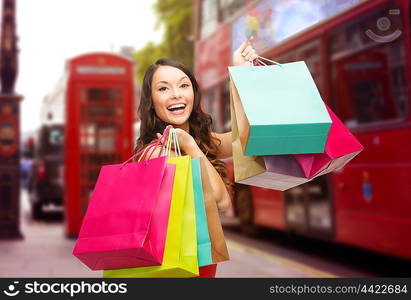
[133,58,229,185]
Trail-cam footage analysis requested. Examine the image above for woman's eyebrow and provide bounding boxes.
[178,76,189,81]
[155,76,188,85]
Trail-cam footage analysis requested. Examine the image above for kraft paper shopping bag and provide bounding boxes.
[199,157,230,263]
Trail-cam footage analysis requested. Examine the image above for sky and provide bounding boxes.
[12,0,162,134]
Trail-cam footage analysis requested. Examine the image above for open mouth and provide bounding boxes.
[167,103,186,113]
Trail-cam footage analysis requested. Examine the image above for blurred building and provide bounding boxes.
[118,46,141,142]
[0,0,23,239]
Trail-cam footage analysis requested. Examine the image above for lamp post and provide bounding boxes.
[0,0,23,239]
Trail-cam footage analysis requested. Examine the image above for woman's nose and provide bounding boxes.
[170,86,182,99]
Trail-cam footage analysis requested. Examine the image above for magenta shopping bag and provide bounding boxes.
[73,128,175,271]
[294,105,364,179]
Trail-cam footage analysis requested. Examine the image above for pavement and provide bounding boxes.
[0,190,327,278]
[0,190,101,278]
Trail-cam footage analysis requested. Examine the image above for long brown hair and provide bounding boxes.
[133,58,228,185]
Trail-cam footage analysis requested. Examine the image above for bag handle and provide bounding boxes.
[140,125,174,162]
[137,125,180,163]
[164,128,181,157]
[140,125,173,162]
[120,125,172,168]
[138,142,160,162]
[172,129,182,157]
[253,55,283,68]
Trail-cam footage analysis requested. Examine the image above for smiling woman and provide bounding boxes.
[135,58,231,196]
[133,38,258,278]
[152,66,194,130]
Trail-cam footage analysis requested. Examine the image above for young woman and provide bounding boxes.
[133,38,258,277]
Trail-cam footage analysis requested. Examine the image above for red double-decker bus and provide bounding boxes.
[38,53,136,237]
[194,0,411,260]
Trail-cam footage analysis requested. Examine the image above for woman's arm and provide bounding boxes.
[213,132,232,160]
[210,37,258,160]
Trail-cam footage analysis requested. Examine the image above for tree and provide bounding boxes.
[152,0,194,68]
[134,0,194,85]
[133,42,166,85]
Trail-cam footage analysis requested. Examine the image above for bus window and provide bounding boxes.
[49,128,63,146]
[329,1,408,126]
[37,125,64,156]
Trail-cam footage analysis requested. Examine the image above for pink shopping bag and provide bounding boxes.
[294,105,364,179]
[73,127,175,270]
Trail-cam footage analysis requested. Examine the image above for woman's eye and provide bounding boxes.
[159,87,167,91]
[181,83,190,88]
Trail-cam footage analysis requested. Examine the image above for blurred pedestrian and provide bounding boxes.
[20,157,31,189]
[134,37,258,278]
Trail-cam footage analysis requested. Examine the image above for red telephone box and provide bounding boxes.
[64,53,135,237]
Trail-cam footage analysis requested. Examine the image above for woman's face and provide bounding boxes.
[151,65,194,130]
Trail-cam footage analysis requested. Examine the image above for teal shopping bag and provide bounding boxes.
[191,158,213,267]
[229,60,332,156]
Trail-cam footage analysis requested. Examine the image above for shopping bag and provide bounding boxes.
[191,157,213,267]
[199,156,230,263]
[294,104,364,179]
[230,80,313,191]
[104,129,199,278]
[229,58,331,156]
[72,128,175,271]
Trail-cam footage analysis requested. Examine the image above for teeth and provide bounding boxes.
[167,104,186,110]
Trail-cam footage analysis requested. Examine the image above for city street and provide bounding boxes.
[1,190,409,278]
[0,0,410,291]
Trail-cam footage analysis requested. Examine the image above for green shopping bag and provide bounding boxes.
[103,129,198,278]
[191,158,213,267]
[229,59,331,156]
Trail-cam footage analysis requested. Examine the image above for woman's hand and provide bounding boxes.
[156,128,203,157]
[232,36,258,66]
